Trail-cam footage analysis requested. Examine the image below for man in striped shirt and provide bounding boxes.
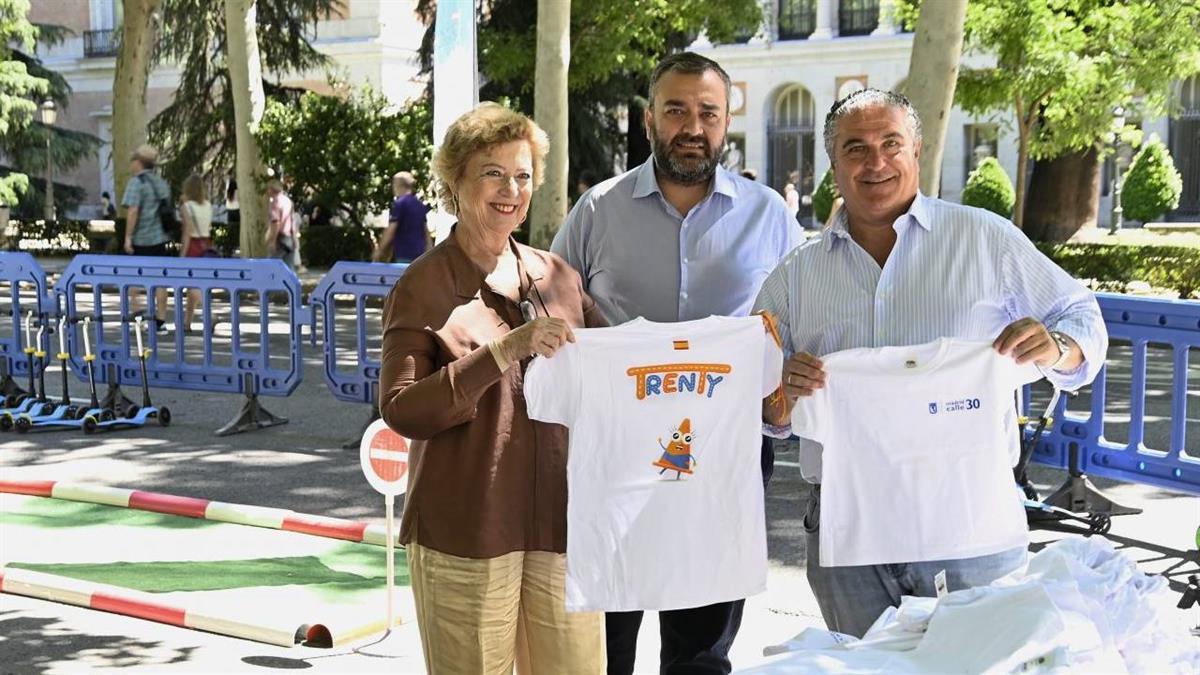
[755,89,1107,637]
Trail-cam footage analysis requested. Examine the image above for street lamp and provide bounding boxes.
[40,100,57,223]
[1108,106,1126,235]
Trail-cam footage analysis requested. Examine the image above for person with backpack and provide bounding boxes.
[121,144,173,332]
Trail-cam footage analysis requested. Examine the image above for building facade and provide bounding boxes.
[27,0,425,218]
[694,0,1199,224]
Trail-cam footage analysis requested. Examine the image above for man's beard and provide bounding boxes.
[650,125,723,186]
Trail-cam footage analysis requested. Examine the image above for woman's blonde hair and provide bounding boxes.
[432,102,550,215]
[182,174,207,204]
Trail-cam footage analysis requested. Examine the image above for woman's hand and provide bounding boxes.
[496,317,575,362]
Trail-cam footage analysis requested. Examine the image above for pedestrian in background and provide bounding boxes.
[373,171,430,263]
[121,144,172,332]
[179,173,213,333]
[264,179,297,269]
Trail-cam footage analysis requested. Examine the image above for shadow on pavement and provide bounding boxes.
[0,610,197,673]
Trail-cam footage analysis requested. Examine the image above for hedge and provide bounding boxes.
[812,169,839,224]
[2,220,100,254]
[299,224,375,269]
[962,157,1015,218]
[1121,137,1183,223]
[1036,242,1200,299]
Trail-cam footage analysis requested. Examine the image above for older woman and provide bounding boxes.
[380,103,607,674]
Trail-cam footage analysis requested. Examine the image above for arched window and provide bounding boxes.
[1169,76,1200,218]
[768,85,817,224]
[773,86,816,128]
[1180,75,1200,113]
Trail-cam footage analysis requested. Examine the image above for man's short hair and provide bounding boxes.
[822,89,922,166]
[131,144,158,168]
[393,171,416,189]
[648,52,732,112]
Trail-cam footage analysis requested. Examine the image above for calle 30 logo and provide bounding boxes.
[929,398,983,414]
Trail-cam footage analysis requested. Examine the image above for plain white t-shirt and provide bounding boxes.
[525,315,783,612]
[791,338,1042,567]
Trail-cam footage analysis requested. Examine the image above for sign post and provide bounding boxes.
[359,418,410,632]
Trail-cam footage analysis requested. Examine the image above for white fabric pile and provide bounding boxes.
[743,537,1199,674]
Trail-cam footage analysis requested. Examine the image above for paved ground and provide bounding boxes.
[0,264,1197,673]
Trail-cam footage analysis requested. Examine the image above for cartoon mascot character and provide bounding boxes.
[652,418,696,479]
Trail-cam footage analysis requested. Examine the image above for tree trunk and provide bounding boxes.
[626,98,651,170]
[902,0,967,197]
[224,0,268,258]
[528,0,570,249]
[1013,122,1031,229]
[1023,147,1101,243]
[112,0,160,244]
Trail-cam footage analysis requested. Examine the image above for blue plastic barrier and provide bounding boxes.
[1029,293,1199,495]
[0,253,56,394]
[55,254,308,435]
[310,261,406,445]
[310,261,407,405]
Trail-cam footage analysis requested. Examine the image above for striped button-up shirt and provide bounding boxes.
[753,192,1108,482]
[553,159,802,323]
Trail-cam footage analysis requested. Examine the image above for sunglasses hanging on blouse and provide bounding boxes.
[514,243,552,325]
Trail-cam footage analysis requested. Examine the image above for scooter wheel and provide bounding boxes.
[100,409,116,422]
[83,416,97,434]
[75,407,91,420]
[41,402,57,416]
[1088,513,1112,536]
[15,417,31,434]
[0,415,12,432]
[157,407,172,427]
[124,404,140,419]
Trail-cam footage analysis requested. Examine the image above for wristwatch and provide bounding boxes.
[1048,331,1072,372]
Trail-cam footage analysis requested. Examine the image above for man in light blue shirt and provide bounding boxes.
[755,89,1108,637]
[553,52,801,675]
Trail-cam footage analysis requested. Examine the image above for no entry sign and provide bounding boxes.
[359,419,410,497]
[357,418,410,634]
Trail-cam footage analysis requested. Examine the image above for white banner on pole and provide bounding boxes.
[431,0,479,244]
[433,0,479,145]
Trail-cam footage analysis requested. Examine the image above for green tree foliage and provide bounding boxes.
[812,168,839,223]
[257,88,433,229]
[2,13,101,217]
[416,0,762,192]
[148,0,338,191]
[1121,135,1183,223]
[961,157,1015,218]
[899,0,1200,229]
[0,1,60,207]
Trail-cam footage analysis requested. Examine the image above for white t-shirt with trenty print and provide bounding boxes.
[791,338,1043,568]
[525,315,782,612]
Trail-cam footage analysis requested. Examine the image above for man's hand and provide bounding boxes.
[993,317,1079,369]
[763,351,826,426]
[123,238,134,254]
[782,352,826,400]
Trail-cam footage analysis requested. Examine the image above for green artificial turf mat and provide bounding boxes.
[7,555,386,593]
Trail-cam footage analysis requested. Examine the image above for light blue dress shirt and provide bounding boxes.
[552,159,802,323]
[753,192,1109,481]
